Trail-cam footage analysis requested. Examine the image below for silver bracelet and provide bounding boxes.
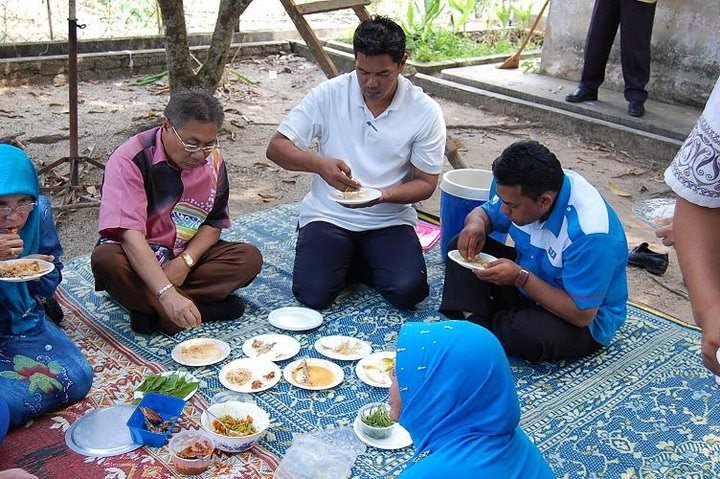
[154,283,174,300]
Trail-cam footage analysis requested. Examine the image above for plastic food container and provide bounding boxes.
[356,402,396,440]
[168,430,214,475]
[126,392,186,447]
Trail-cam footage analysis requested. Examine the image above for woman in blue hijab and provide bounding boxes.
[0,144,93,430]
[390,320,555,478]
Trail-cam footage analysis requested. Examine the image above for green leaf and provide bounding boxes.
[135,372,199,399]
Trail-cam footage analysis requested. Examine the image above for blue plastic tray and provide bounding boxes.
[126,392,186,447]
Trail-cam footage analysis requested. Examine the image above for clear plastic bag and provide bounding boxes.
[274,427,367,479]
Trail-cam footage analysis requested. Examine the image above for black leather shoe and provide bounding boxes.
[40,296,64,324]
[628,242,668,275]
[129,310,160,334]
[565,87,598,103]
[628,101,645,117]
[197,295,245,323]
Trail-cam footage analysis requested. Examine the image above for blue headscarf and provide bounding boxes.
[0,144,43,334]
[396,321,555,478]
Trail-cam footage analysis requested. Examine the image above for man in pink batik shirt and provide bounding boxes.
[91,88,262,335]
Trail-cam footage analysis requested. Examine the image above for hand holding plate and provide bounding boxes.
[473,258,518,286]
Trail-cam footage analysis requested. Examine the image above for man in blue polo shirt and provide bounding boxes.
[440,140,628,362]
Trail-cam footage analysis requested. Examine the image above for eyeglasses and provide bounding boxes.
[0,202,36,216]
[170,123,219,153]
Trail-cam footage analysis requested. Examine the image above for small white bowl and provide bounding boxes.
[200,401,270,453]
[356,402,396,440]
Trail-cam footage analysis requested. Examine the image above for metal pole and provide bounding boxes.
[68,0,79,187]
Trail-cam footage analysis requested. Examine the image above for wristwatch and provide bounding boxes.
[181,252,195,269]
[514,268,530,288]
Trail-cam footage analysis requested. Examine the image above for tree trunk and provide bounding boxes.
[198,0,255,92]
[157,0,198,89]
[158,0,254,93]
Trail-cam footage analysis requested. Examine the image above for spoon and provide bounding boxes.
[204,408,239,437]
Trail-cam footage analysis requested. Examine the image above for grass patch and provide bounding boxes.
[336,29,542,63]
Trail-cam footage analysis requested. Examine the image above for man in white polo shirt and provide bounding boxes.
[266,16,446,310]
[440,141,629,362]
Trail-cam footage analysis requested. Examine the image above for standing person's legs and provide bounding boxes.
[292,221,355,309]
[469,306,602,362]
[357,225,428,309]
[619,0,657,103]
[579,0,622,93]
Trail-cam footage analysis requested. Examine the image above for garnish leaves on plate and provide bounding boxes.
[135,372,199,400]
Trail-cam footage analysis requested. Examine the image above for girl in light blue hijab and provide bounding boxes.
[0,144,93,430]
[390,320,555,478]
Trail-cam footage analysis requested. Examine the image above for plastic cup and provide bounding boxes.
[168,430,214,476]
[357,403,395,440]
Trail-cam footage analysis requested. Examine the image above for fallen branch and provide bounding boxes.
[648,275,689,300]
[26,133,70,144]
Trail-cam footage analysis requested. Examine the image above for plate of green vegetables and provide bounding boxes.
[133,371,201,401]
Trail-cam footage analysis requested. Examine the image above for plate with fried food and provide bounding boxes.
[314,335,372,361]
[0,258,54,282]
[219,358,281,393]
[356,352,396,388]
[447,250,497,271]
[171,338,231,367]
[284,358,344,390]
[242,334,301,362]
[328,187,382,205]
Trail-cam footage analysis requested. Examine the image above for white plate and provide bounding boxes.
[355,352,396,388]
[242,334,301,362]
[133,370,200,401]
[219,358,281,393]
[447,250,497,270]
[0,258,55,282]
[352,415,412,450]
[314,335,372,361]
[171,338,231,367]
[283,358,344,390]
[328,187,382,205]
[268,307,323,332]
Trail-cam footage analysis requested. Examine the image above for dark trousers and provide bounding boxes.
[580,0,657,103]
[292,221,429,310]
[439,236,601,362]
[91,240,262,333]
